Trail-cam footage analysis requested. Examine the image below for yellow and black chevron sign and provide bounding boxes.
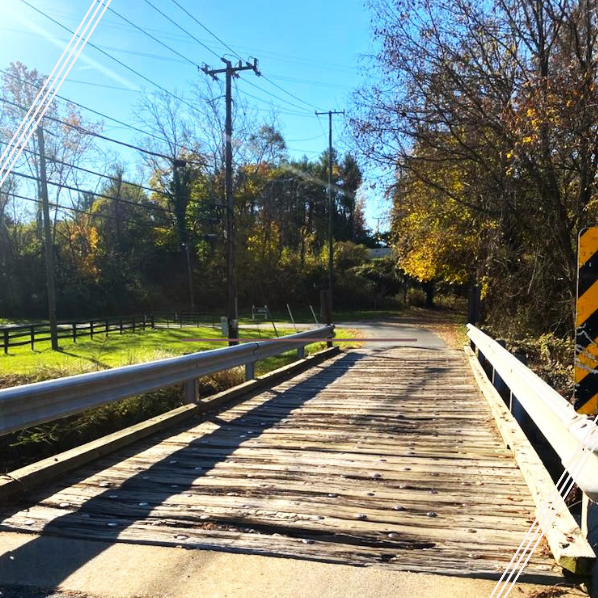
[575,227,598,414]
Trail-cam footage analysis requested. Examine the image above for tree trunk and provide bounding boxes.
[424,281,434,308]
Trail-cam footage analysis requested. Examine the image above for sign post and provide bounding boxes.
[575,227,598,414]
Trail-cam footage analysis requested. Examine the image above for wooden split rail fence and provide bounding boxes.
[1,312,218,354]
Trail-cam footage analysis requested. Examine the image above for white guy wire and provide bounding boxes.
[0,0,111,188]
[489,416,598,597]
[493,424,598,597]
[499,427,598,598]
[0,0,98,171]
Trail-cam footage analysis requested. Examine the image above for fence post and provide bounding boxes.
[90,320,94,339]
[320,290,333,348]
[467,284,481,325]
[30,325,35,351]
[3,329,8,355]
[143,315,147,331]
[119,319,123,334]
[297,346,305,360]
[151,315,155,329]
[72,323,77,344]
[105,320,109,337]
[183,379,199,403]
[245,362,255,381]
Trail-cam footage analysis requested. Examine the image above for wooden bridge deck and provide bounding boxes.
[0,347,562,581]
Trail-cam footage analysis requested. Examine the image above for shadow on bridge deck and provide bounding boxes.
[0,344,576,595]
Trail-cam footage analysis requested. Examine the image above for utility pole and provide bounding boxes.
[201,58,260,345]
[172,158,195,311]
[315,110,344,310]
[37,125,59,351]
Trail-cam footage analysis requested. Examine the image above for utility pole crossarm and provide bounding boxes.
[200,58,261,78]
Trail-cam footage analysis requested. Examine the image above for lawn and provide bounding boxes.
[0,324,360,380]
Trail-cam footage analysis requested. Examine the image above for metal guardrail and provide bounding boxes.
[467,324,598,501]
[0,325,334,438]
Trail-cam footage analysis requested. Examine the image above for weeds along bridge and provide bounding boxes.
[0,322,597,598]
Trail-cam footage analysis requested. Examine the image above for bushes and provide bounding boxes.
[0,365,246,473]
[484,328,575,400]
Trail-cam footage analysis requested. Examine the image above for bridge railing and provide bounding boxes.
[0,325,334,438]
[467,325,598,513]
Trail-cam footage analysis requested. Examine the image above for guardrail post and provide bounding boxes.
[297,346,305,359]
[3,329,8,354]
[245,362,255,381]
[582,494,598,539]
[72,323,77,344]
[183,379,199,403]
[492,340,507,397]
[105,320,109,337]
[478,349,487,369]
[30,325,35,350]
[119,319,123,334]
[151,315,155,329]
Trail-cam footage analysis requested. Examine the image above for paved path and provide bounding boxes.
[0,322,584,597]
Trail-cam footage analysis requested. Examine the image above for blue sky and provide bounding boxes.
[0,0,390,229]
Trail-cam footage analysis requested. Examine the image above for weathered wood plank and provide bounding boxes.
[0,346,571,582]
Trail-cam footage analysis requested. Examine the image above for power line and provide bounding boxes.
[258,75,321,111]
[3,141,223,211]
[106,5,198,69]
[21,0,202,119]
[1,141,162,197]
[0,96,203,165]
[60,78,142,93]
[141,0,220,60]
[240,78,313,114]
[165,0,321,112]
[6,190,170,229]
[33,0,315,121]
[10,170,173,216]
[141,0,317,114]
[168,0,242,60]
[269,73,354,91]
[103,3,313,114]
[0,68,170,146]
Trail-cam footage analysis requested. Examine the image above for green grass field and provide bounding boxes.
[0,324,359,380]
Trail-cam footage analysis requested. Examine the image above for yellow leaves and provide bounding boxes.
[88,226,99,253]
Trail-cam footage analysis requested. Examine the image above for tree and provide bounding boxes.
[353,0,598,334]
